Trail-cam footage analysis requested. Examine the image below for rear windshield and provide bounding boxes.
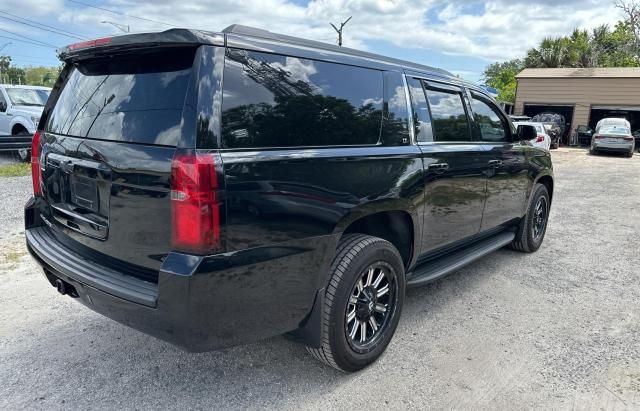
[45,49,195,146]
[599,126,630,135]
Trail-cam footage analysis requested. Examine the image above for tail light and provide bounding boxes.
[31,131,42,196]
[535,135,545,143]
[594,135,603,140]
[170,150,221,255]
[623,137,634,141]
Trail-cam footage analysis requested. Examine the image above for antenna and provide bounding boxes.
[330,16,352,47]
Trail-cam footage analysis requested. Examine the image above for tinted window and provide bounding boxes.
[471,96,508,142]
[424,87,471,142]
[382,72,410,145]
[406,77,433,142]
[221,49,383,148]
[45,49,195,146]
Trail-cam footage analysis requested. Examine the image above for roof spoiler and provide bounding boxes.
[58,28,224,62]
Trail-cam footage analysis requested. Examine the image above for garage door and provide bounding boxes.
[589,105,640,132]
[523,104,574,141]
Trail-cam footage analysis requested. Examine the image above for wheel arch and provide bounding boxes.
[535,174,554,204]
[11,121,29,135]
[334,205,419,270]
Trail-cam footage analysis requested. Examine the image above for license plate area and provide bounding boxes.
[70,175,99,212]
[44,153,111,240]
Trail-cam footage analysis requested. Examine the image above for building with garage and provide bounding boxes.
[514,68,640,141]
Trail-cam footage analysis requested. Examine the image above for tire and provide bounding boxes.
[510,184,550,253]
[13,129,31,162]
[306,234,405,372]
[627,151,633,158]
[590,148,596,155]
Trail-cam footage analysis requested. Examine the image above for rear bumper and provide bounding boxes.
[592,141,634,152]
[25,198,336,351]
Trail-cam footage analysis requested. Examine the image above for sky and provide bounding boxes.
[0,0,626,83]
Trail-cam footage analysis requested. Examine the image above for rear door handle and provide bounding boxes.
[428,163,449,171]
[488,159,502,167]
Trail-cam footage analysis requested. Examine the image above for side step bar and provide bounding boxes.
[406,231,515,288]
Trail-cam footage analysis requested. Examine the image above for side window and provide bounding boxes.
[221,49,384,148]
[424,86,471,142]
[470,96,509,142]
[406,77,433,143]
[0,90,6,112]
[381,72,410,146]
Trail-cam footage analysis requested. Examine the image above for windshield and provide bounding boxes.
[599,126,630,135]
[6,88,49,107]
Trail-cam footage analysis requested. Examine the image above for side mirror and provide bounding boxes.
[0,101,6,112]
[517,124,537,141]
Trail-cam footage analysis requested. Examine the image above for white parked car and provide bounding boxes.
[0,84,51,136]
[514,121,551,150]
[591,118,634,157]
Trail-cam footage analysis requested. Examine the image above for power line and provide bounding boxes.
[66,0,176,28]
[0,34,57,49]
[0,27,59,48]
[0,12,87,40]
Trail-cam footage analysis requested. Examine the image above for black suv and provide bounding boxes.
[25,25,553,372]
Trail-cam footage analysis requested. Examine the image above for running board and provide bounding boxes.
[406,231,515,288]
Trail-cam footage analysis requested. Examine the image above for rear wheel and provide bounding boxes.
[510,184,550,253]
[306,234,405,372]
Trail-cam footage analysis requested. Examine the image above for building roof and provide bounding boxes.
[516,67,640,79]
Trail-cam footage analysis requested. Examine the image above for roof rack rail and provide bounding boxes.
[221,24,455,79]
[222,24,274,38]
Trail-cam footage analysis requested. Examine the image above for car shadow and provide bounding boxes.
[6,249,514,408]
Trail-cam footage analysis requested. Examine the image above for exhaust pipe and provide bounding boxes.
[53,277,79,298]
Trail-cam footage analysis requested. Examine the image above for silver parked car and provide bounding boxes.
[590,118,635,157]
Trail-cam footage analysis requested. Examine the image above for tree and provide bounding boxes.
[616,0,640,48]
[482,59,522,102]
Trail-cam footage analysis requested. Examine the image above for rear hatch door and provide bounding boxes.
[40,47,197,278]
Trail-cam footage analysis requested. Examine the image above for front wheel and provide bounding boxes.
[510,184,550,253]
[306,234,405,372]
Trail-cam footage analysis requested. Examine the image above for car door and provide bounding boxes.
[0,89,10,135]
[406,76,487,254]
[467,91,530,231]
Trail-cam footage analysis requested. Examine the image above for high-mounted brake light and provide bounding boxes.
[170,151,221,255]
[68,37,112,50]
[31,131,42,196]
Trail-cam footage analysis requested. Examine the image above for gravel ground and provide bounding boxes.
[1,148,639,410]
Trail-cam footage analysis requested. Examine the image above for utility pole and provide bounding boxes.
[101,21,130,33]
[330,16,352,47]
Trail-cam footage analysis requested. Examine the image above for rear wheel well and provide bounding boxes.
[537,176,554,203]
[11,124,28,135]
[343,211,413,268]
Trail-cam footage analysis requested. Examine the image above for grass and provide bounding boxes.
[0,162,31,177]
[3,251,25,264]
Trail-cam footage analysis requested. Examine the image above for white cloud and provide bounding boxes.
[13,0,627,63]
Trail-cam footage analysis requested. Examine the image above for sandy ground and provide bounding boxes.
[0,148,639,410]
